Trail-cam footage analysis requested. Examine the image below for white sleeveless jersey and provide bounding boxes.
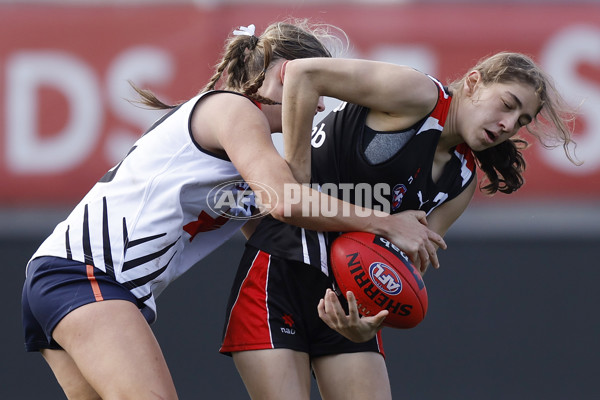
[29,91,254,323]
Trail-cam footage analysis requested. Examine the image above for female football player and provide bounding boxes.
[221,52,579,399]
[21,20,445,400]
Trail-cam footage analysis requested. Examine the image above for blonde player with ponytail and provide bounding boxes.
[22,20,444,400]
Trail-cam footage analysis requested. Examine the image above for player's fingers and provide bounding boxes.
[318,298,337,328]
[345,291,360,320]
[322,290,335,316]
[404,250,417,271]
[429,248,440,270]
[317,298,326,316]
[423,238,439,270]
[318,298,336,323]
[403,245,421,269]
[411,210,428,225]
[428,230,447,250]
[320,294,344,328]
[360,311,388,335]
[370,310,389,328]
[417,246,429,273]
[324,289,345,319]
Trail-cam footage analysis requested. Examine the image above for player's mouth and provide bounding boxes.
[484,129,497,143]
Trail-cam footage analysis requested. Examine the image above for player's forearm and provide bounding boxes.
[281,62,321,184]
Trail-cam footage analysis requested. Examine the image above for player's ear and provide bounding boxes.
[279,60,290,84]
[464,70,480,97]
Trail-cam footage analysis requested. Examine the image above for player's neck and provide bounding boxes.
[439,98,463,151]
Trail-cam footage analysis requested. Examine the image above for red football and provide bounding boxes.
[330,231,428,329]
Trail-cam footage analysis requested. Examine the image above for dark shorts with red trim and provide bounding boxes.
[220,245,385,358]
[22,256,138,352]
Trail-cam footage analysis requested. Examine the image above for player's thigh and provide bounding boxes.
[312,352,392,400]
[233,349,312,400]
[41,349,101,400]
[53,299,177,400]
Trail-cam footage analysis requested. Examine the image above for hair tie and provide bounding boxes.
[233,24,259,49]
[233,24,256,37]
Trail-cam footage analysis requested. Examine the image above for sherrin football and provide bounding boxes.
[330,231,428,329]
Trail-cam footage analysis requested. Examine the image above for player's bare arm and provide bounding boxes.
[195,94,446,264]
[284,58,438,124]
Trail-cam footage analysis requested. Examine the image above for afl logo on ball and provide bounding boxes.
[369,262,402,295]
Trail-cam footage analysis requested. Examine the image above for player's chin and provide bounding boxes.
[466,139,490,152]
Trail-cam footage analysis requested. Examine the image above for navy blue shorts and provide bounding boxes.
[22,256,138,352]
[220,245,385,358]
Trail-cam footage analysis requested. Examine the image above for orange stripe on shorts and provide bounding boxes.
[86,264,104,301]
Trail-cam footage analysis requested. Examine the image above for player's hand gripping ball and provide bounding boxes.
[330,232,428,329]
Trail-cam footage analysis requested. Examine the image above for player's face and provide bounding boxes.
[461,80,540,151]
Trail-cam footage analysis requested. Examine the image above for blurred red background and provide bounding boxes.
[1,3,598,205]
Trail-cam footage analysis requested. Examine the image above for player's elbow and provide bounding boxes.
[267,200,304,224]
[262,181,308,223]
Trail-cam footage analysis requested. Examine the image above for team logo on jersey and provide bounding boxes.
[207,180,277,220]
[391,183,407,211]
[369,262,402,295]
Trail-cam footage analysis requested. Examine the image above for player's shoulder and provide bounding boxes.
[194,90,263,125]
[201,90,259,109]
